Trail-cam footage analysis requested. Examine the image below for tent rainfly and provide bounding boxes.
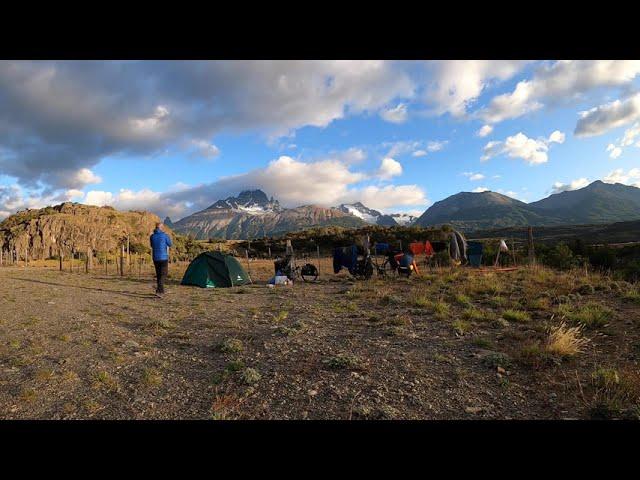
[181,251,250,288]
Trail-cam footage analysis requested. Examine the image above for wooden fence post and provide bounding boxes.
[59,248,63,271]
[317,245,321,277]
[120,245,125,277]
[245,249,253,284]
[527,226,535,265]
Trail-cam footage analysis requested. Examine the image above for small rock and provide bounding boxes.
[497,366,506,374]
[465,406,483,414]
[308,389,318,396]
[123,340,140,349]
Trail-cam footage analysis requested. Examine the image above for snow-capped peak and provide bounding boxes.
[207,189,280,214]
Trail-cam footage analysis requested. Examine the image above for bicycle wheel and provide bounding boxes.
[381,259,396,276]
[300,263,319,282]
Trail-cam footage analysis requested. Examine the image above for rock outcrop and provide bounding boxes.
[0,202,167,260]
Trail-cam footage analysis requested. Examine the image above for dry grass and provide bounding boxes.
[545,322,590,357]
[1,259,637,420]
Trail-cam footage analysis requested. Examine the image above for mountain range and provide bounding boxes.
[414,180,640,231]
[162,181,640,239]
[169,190,368,240]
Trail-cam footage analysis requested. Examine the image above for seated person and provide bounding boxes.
[394,251,420,276]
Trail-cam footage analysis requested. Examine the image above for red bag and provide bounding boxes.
[409,242,425,255]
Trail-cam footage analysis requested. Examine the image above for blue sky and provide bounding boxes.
[1,60,640,220]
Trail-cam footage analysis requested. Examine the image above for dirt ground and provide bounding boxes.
[1,258,639,420]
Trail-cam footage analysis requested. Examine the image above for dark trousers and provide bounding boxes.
[154,260,168,293]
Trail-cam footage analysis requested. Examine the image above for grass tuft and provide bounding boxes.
[545,322,589,357]
[502,309,530,323]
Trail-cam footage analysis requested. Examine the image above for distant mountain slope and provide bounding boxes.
[529,180,640,224]
[414,181,640,231]
[173,190,366,239]
[414,191,554,230]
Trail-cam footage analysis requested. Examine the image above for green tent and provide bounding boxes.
[181,251,250,288]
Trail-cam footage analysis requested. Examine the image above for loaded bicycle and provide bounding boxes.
[273,240,319,282]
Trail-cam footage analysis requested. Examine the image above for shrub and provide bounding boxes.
[541,242,579,271]
[218,338,244,353]
[241,367,261,385]
[481,352,512,369]
[324,353,361,370]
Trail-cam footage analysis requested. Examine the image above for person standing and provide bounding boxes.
[150,222,172,297]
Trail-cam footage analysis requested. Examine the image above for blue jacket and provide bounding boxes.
[150,228,173,261]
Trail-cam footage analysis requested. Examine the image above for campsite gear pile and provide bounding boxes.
[333,245,374,280]
[273,240,319,283]
[181,251,251,288]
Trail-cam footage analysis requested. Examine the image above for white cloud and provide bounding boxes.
[338,147,367,164]
[481,130,564,165]
[621,122,640,146]
[606,143,623,159]
[602,122,640,159]
[71,168,102,187]
[548,130,566,144]
[603,168,640,187]
[424,60,528,117]
[427,140,447,152]
[130,105,170,132]
[476,125,493,137]
[344,185,428,211]
[84,190,114,206]
[574,93,640,137]
[551,177,590,193]
[479,60,640,124]
[380,103,408,123]
[383,139,447,158]
[472,187,489,193]
[378,158,403,179]
[463,172,485,181]
[190,139,220,159]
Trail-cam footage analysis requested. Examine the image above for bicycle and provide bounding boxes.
[274,255,319,282]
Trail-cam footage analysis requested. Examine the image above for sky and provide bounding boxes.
[1,60,640,221]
